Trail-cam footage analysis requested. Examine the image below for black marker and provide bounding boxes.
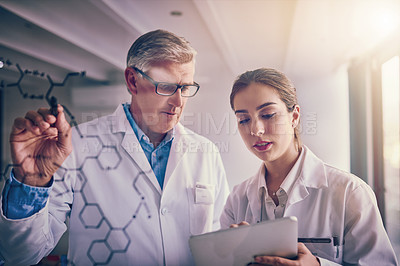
[50,96,58,117]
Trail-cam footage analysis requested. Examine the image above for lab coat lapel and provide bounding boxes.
[286,178,309,207]
[287,146,328,207]
[112,104,161,194]
[121,134,161,193]
[246,165,265,222]
[163,123,188,189]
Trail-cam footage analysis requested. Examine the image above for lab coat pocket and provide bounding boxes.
[301,237,343,263]
[189,183,215,235]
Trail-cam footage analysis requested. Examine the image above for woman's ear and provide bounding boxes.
[125,67,138,95]
[291,105,301,128]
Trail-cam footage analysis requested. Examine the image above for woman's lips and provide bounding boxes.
[253,141,272,151]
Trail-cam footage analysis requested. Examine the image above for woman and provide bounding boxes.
[220,68,397,265]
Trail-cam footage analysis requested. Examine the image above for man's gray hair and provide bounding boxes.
[126,29,197,71]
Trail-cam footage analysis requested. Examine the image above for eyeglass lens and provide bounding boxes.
[157,83,198,97]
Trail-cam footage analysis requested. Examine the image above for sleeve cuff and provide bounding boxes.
[1,170,53,219]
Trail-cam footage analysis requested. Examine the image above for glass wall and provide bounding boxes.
[381,55,400,258]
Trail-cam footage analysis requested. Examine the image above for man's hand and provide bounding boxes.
[10,105,72,187]
[252,243,320,266]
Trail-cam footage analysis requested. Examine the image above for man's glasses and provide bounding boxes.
[133,67,200,97]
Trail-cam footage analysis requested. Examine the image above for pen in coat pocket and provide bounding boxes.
[298,237,340,258]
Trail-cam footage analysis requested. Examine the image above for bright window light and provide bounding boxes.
[370,7,400,38]
[381,55,400,258]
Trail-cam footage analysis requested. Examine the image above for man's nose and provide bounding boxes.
[168,89,183,107]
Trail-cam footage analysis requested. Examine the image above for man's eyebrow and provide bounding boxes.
[235,102,276,114]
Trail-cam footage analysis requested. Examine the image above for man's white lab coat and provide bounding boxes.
[220,146,397,266]
[0,104,230,265]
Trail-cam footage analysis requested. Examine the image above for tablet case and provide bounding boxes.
[189,216,298,266]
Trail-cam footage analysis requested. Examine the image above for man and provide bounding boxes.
[0,29,230,265]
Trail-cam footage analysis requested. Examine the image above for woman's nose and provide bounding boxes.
[250,119,265,136]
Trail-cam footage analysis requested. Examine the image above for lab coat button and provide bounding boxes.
[161,208,167,215]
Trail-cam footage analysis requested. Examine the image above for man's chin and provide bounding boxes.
[154,122,177,134]
[162,116,179,128]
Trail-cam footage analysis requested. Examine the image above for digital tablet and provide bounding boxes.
[189,216,298,266]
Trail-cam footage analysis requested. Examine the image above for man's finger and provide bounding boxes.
[25,110,50,132]
[12,117,41,136]
[37,107,56,124]
[54,105,72,149]
[12,117,28,132]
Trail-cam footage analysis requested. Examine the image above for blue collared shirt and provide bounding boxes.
[2,103,173,219]
[122,103,173,189]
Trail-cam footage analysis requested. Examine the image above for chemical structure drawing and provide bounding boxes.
[0,58,153,265]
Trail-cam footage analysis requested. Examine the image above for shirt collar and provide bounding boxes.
[123,103,175,148]
[257,147,305,198]
[280,147,305,194]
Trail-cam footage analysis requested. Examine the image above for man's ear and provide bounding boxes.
[125,67,138,94]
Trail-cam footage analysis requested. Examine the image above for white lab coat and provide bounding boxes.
[220,146,397,266]
[0,104,230,266]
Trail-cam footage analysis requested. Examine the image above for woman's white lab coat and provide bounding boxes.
[0,104,230,265]
[220,146,397,266]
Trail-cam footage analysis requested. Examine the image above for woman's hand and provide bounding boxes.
[10,105,72,187]
[230,221,250,228]
[252,243,320,266]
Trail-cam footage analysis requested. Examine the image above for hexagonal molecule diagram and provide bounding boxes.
[0,58,152,265]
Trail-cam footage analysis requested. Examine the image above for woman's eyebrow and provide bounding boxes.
[234,109,248,114]
[256,102,276,111]
[235,102,276,114]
